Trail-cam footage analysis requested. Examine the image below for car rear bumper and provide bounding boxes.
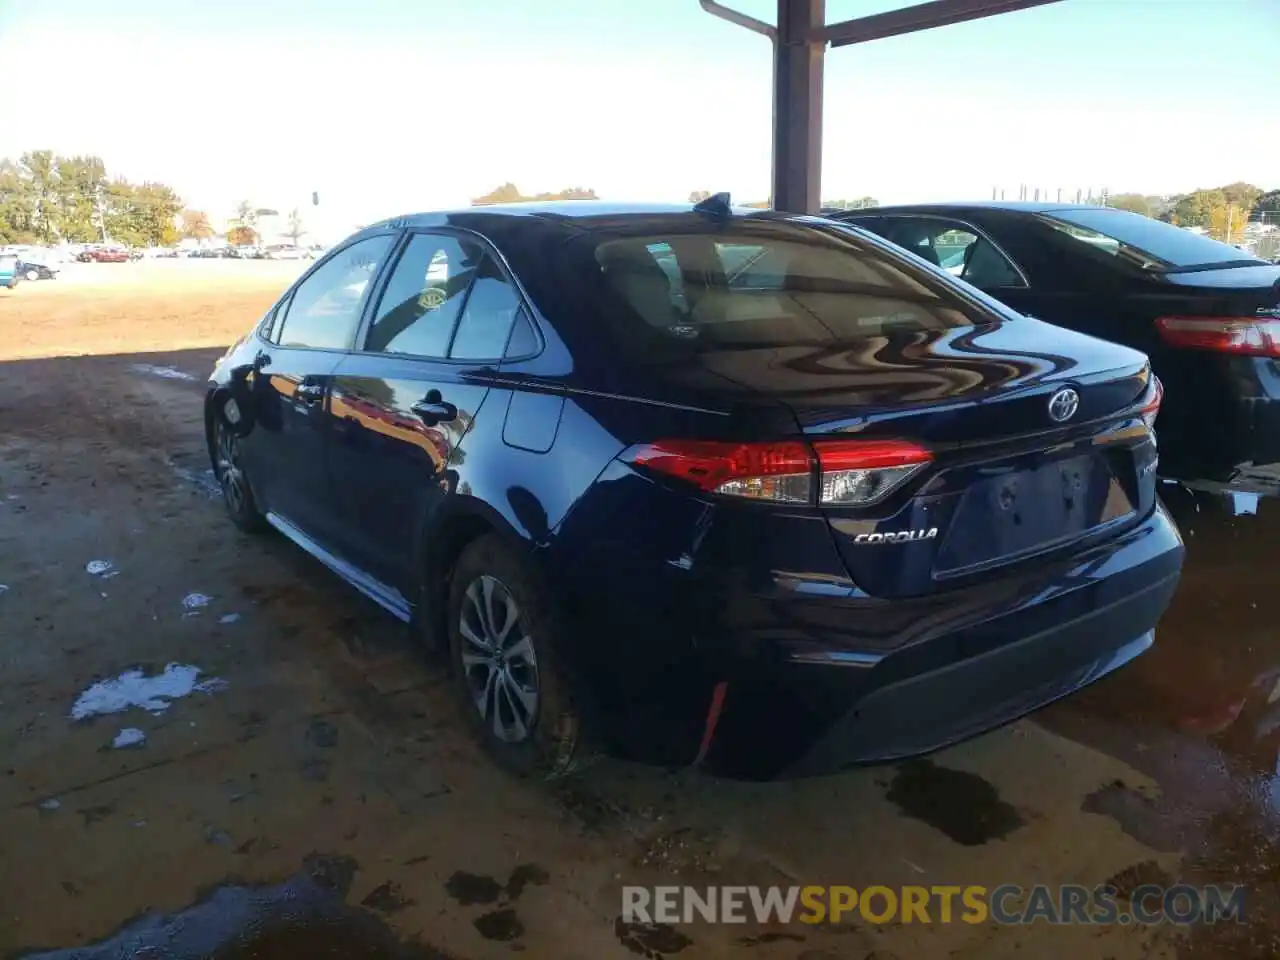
[1159,355,1280,492]
[697,503,1184,779]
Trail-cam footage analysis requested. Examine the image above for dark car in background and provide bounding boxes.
[205,200,1183,779]
[17,259,59,281]
[831,203,1280,496]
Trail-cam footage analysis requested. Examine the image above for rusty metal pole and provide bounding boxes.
[772,0,825,213]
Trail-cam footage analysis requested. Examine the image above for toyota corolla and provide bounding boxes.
[205,198,1184,779]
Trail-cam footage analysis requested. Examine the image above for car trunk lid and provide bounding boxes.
[682,318,1157,598]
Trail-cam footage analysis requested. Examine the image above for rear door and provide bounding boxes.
[327,230,525,592]
[243,233,396,542]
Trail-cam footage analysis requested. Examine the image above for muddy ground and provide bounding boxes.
[1,264,1279,959]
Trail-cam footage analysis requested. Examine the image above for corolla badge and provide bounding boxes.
[1047,387,1080,423]
[854,528,938,545]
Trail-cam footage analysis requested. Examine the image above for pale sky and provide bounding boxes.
[0,0,1276,238]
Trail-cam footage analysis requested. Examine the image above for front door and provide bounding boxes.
[327,230,529,593]
[241,233,396,542]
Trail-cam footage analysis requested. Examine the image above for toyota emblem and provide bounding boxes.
[1047,387,1080,423]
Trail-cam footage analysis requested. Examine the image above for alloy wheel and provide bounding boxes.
[459,574,539,743]
[214,419,248,516]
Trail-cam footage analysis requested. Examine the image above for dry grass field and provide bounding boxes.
[0,261,301,362]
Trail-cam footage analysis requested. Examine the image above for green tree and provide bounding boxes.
[227,225,257,246]
[19,150,59,242]
[53,155,106,242]
[133,182,182,245]
[1108,193,1154,218]
[0,159,38,244]
[1170,189,1226,229]
[1220,181,1263,213]
[0,150,183,246]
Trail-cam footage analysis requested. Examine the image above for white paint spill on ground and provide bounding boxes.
[112,727,146,749]
[1230,491,1261,516]
[69,663,227,721]
[85,560,115,576]
[171,464,222,499]
[218,613,241,625]
[130,363,197,382]
[183,593,213,617]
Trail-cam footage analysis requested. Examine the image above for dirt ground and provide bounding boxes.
[2,264,1279,959]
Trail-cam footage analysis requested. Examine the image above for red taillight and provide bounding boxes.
[1139,376,1163,430]
[811,439,933,471]
[812,439,933,505]
[622,438,932,506]
[1155,315,1280,358]
[623,440,813,503]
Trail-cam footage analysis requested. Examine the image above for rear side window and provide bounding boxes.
[448,256,523,361]
[1041,208,1268,272]
[592,222,984,353]
[365,233,483,358]
[275,235,394,350]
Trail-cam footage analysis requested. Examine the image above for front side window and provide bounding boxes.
[274,235,394,350]
[879,218,1025,288]
[365,233,483,358]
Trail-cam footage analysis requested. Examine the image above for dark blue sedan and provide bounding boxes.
[205,200,1184,779]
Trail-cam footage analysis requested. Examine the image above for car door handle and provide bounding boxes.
[411,397,457,425]
[295,381,324,405]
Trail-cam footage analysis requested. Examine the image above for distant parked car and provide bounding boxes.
[832,202,1280,496]
[265,245,307,260]
[0,254,20,289]
[92,248,130,263]
[17,259,58,281]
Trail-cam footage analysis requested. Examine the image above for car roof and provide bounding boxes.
[363,200,791,236]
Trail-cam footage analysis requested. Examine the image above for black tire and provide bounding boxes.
[212,415,265,533]
[447,535,585,779]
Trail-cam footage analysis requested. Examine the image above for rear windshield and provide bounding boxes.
[585,220,991,356]
[1041,208,1267,272]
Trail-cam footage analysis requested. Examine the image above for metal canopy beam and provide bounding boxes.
[821,0,1063,48]
[701,0,1065,214]
[772,0,825,215]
